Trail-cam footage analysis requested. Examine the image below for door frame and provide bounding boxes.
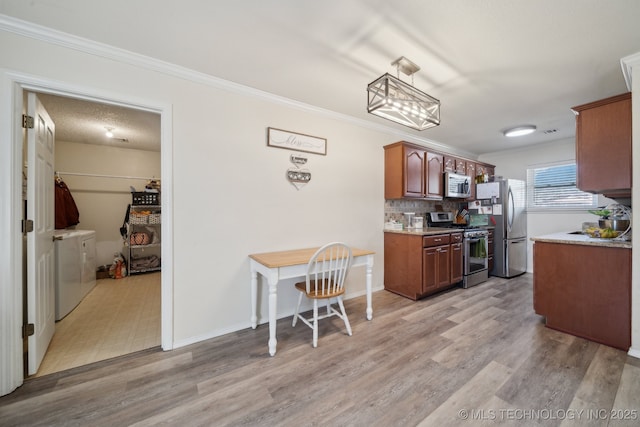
[0,70,174,395]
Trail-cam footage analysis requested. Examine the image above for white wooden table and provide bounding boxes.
[249,247,375,356]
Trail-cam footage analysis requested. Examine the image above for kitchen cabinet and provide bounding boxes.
[426,152,444,199]
[476,164,494,181]
[423,234,451,293]
[384,231,462,300]
[404,147,426,198]
[384,142,442,200]
[466,162,476,200]
[126,204,161,274]
[450,233,463,284]
[444,156,456,172]
[384,142,495,201]
[572,92,631,198]
[533,240,630,350]
[444,156,467,175]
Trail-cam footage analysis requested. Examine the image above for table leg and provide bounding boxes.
[366,255,373,320]
[250,268,258,329]
[268,278,278,356]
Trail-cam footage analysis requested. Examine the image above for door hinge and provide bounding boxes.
[22,219,34,233]
[22,323,35,338]
[22,114,34,129]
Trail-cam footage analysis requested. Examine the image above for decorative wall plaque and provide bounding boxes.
[267,127,326,155]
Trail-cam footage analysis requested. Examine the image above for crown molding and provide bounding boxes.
[621,51,640,91]
[0,14,474,159]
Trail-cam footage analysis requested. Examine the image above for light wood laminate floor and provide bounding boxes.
[3,274,640,426]
[34,272,161,377]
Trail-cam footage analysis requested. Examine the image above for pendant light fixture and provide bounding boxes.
[367,56,440,131]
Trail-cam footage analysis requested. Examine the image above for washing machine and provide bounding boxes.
[54,229,96,320]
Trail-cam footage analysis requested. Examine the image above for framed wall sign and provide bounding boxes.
[267,127,327,155]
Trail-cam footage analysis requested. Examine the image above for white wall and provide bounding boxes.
[1,26,425,359]
[55,140,161,265]
[478,138,613,273]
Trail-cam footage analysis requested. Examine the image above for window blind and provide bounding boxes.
[526,163,596,210]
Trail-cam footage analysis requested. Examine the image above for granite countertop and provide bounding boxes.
[530,231,632,249]
[384,227,464,236]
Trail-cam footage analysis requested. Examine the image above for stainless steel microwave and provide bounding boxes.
[444,172,472,198]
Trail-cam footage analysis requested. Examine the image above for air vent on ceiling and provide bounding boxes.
[542,129,558,134]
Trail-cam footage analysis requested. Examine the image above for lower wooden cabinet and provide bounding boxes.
[533,241,630,350]
[450,239,463,284]
[384,231,463,300]
[423,242,450,293]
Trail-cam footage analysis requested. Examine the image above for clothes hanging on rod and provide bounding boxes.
[55,177,80,229]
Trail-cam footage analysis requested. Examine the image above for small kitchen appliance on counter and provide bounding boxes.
[403,212,415,229]
[402,212,425,229]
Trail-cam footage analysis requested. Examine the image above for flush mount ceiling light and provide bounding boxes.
[367,56,440,131]
[503,125,536,137]
[104,126,129,142]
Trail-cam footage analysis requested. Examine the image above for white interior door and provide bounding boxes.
[26,92,56,375]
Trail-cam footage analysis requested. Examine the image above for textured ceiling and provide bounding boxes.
[3,0,640,155]
[36,93,161,152]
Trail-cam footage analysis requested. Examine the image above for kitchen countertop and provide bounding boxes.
[530,231,632,249]
[384,227,464,236]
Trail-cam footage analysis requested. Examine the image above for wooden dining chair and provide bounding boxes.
[292,242,353,347]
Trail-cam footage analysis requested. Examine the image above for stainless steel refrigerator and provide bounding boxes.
[476,179,527,278]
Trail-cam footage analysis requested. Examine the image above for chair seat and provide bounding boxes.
[295,280,345,299]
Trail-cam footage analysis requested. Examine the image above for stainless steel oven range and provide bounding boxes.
[461,228,489,288]
[427,212,489,288]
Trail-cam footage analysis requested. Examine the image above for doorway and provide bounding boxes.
[29,92,163,376]
[1,73,174,391]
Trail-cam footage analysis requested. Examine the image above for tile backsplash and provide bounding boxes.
[384,199,462,227]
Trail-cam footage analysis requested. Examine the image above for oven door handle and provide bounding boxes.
[465,238,484,243]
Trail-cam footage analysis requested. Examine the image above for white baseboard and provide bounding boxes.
[627,347,640,359]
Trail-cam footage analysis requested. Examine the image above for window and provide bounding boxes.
[526,162,596,210]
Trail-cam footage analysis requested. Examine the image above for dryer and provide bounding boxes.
[54,229,96,320]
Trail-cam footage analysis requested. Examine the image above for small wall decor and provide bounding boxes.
[290,154,307,165]
[267,127,326,155]
[287,152,311,190]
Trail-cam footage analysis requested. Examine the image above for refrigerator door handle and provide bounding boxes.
[507,186,515,232]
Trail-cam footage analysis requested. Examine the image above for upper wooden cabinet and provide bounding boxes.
[466,162,476,200]
[384,141,494,200]
[443,156,468,175]
[404,147,426,198]
[572,93,632,197]
[384,142,443,200]
[443,155,456,172]
[426,152,444,199]
[476,164,495,181]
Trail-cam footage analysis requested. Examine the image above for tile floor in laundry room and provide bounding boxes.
[34,272,161,377]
